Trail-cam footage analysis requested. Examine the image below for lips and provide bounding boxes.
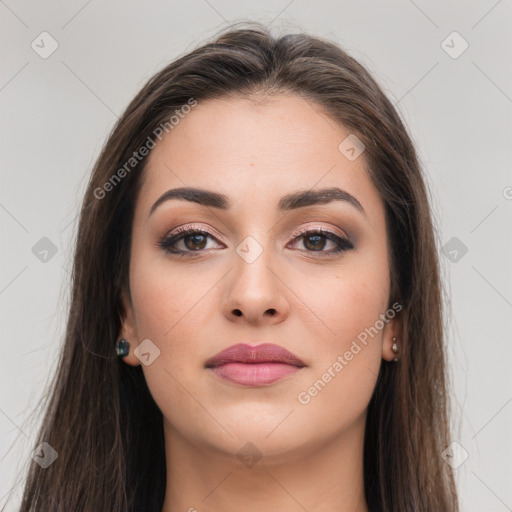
[205,343,306,368]
[205,343,306,386]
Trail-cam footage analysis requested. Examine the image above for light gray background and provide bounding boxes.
[1,1,511,510]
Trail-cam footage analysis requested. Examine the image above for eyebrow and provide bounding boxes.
[149,186,366,217]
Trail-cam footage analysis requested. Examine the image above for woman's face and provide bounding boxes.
[120,94,400,462]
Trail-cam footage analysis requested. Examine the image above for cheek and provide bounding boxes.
[129,249,222,377]
[130,260,205,341]
[128,258,216,430]
[291,275,386,438]
[299,259,390,351]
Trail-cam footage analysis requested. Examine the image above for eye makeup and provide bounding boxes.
[156,223,354,258]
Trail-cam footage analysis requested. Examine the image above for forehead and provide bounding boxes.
[138,94,385,228]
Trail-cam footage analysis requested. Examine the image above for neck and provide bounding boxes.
[161,413,369,512]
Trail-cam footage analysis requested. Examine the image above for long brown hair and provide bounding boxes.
[13,22,458,511]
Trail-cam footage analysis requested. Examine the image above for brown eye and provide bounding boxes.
[303,234,328,251]
[159,228,223,256]
[183,233,208,251]
[289,229,354,257]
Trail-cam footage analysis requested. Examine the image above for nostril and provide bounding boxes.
[233,309,242,317]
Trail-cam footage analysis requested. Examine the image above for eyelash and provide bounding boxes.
[158,225,354,258]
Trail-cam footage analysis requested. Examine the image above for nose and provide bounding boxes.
[221,246,290,327]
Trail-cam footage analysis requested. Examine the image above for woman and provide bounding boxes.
[18,23,458,511]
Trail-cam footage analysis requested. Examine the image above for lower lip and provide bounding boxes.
[209,362,302,386]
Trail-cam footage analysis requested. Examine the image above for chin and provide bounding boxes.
[189,414,321,465]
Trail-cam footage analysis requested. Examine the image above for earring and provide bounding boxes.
[391,337,399,362]
[116,338,130,358]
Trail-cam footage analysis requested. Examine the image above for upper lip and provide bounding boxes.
[205,343,306,368]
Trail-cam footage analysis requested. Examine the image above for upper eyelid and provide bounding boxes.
[165,224,225,243]
[289,224,349,240]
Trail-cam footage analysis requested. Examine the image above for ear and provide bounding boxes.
[118,290,141,367]
[382,314,403,362]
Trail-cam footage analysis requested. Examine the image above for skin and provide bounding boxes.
[119,94,402,512]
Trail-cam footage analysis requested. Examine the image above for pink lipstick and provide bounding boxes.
[205,343,306,386]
